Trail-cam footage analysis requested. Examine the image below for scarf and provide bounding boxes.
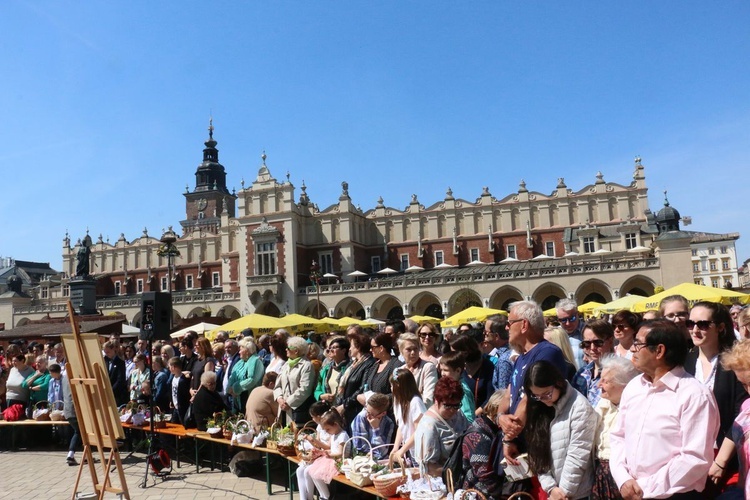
[287,356,302,369]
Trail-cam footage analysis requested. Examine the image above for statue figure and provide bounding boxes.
[76,234,93,278]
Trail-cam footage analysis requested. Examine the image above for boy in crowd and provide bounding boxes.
[351,393,395,460]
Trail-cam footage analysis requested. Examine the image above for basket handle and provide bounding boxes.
[234,419,251,433]
[343,435,373,459]
[445,468,454,494]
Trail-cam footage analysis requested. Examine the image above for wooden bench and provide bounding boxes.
[0,419,69,450]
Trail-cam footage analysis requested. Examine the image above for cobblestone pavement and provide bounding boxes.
[0,447,301,500]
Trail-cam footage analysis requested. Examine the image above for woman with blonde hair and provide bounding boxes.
[544,326,578,381]
[274,336,316,425]
[398,333,438,407]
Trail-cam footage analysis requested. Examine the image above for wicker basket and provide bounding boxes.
[506,493,534,500]
[372,457,410,498]
[207,427,224,438]
[33,401,51,421]
[277,443,297,456]
[294,421,318,461]
[457,490,488,500]
[341,436,377,487]
[267,421,280,450]
[151,407,167,429]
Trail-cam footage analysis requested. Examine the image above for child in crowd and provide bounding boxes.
[304,409,349,500]
[389,367,426,465]
[47,363,64,407]
[296,401,334,500]
[351,393,395,460]
[439,351,476,422]
[168,356,191,425]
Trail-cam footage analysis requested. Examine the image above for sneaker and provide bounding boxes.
[67,457,78,466]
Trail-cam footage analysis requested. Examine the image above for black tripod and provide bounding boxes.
[139,309,171,488]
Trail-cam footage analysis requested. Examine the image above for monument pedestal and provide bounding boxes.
[69,278,98,315]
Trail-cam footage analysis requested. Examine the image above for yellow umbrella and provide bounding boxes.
[441,306,507,329]
[543,307,558,318]
[409,315,443,324]
[592,295,646,316]
[276,314,332,334]
[632,283,750,313]
[577,301,605,315]
[325,316,373,329]
[207,313,285,339]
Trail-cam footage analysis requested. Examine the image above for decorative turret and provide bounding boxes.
[193,118,229,194]
[655,191,681,233]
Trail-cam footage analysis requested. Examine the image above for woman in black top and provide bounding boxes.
[335,330,377,431]
[362,331,404,399]
[192,371,229,431]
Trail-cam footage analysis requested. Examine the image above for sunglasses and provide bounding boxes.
[580,339,606,349]
[443,402,462,409]
[419,333,438,339]
[613,324,630,330]
[559,316,578,324]
[685,319,715,330]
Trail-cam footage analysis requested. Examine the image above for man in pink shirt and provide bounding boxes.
[610,320,720,499]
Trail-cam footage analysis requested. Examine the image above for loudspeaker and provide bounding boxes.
[140,292,172,341]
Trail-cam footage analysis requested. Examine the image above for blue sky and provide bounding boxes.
[2,1,749,268]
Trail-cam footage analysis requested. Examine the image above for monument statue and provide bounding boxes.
[76,234,93,278]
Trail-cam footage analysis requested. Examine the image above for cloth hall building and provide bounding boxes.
[3,127,715,329]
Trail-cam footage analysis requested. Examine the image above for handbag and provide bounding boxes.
[183,403,196,428]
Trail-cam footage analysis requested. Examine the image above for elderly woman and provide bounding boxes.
[611,310,639,359]
[227,337,265,413]
[413,376,469,476]
[398,333,438,408]
[418,322,442,366]
[192,372,229,431]
[716,339,750,499]
[591,356,639,499]
[573,319,615,406]
[128,354,150,402]
[22,355,51,408]
[461,390,506,498]
[274,336,316,425]
[6,354,34,409]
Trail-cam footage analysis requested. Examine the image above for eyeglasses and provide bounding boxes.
[419,333,438,339]
[630,340,651,352]
[613,324,629,330]
[530,388,555,402]
[580,339,606,349]
[685,319,715,330]
[443,402,462,409]
[507,318,525,327]
[664,312,689,320]
[370,344,379,349]
[559,316,578,324]
[366,409,385,419]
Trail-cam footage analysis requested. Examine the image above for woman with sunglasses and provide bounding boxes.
[572,319,615,407]
[414,376,469,476]
[611,310,639,359]
[418,323,442,366]
[525,360,597,500]
[358,332,403,406]
[684,302,747,494]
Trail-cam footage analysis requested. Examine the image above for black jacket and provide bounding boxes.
[192,386,229,431]
[106,355,128,407]
[335,355,377,430]
[172,374,192,426]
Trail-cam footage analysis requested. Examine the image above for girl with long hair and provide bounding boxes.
[389,367,425,465]
[524,360,598,500]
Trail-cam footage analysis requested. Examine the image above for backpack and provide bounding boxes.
[442,430,471,489]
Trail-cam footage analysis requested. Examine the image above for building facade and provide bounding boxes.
[4,126,716,330]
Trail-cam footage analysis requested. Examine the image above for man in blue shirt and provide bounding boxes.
[556,298,585,369]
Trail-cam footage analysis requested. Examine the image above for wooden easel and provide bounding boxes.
[62,301,130,500]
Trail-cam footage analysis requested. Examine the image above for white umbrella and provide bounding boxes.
[531,254,553,260]
[563,251,579,258]
[593,248,612,255]
[467,260,485,266]
[499,257,519,263]
[405,265,425,273]
[347,270,367,277]
[377,267,398,275]
[434,262,456,269]
[170,321,222,339]
[323,272,338,279]
[627,245,651,253]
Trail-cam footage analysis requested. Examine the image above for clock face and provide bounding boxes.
[196,198,208,211]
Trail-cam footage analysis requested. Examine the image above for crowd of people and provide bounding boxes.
[3,296,750,499]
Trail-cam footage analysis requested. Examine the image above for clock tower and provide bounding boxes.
[182,119,236,233]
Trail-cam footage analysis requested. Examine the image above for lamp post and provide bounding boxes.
[310,260,322,318]
[158,226,181,299]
